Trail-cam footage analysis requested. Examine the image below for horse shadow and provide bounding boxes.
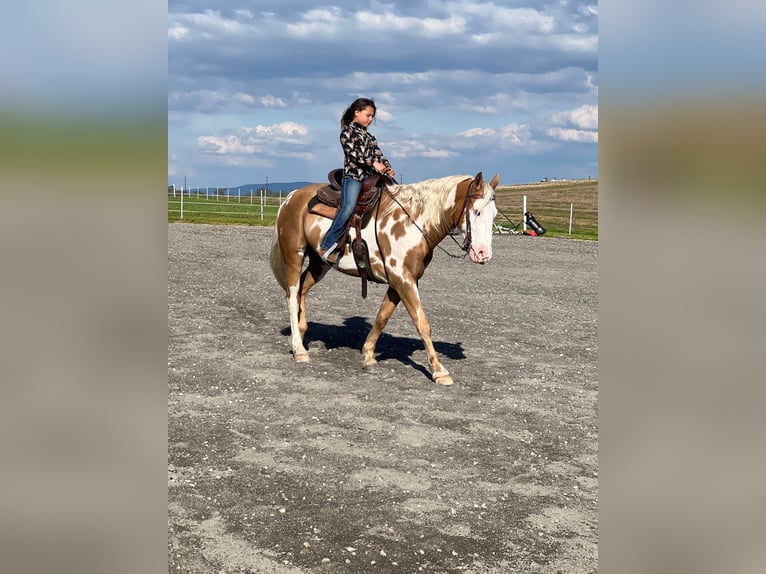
[281,316,465,380]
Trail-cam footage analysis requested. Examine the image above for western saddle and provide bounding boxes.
[308,169,392,297]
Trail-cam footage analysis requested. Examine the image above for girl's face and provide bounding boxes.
[353,106,375,128]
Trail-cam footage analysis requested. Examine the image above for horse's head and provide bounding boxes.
[462,172,499,264]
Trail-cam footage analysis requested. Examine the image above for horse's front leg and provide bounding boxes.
[362,287,400,367]
[396,283,453,386]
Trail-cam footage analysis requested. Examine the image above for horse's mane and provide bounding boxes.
[382,175,471,234]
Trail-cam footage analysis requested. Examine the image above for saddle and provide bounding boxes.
[313,169,382,214]
[307,169,390,298]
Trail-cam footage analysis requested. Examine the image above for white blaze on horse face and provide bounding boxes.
[467,184,498,264]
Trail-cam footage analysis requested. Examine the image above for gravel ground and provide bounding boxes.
[168,223,598,573]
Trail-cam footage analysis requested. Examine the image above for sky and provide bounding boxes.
[168,0,598,188]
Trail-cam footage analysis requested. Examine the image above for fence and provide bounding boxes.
[167,187,288,223]
[168,183,598,238]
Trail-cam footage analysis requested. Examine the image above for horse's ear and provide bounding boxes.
[490,173,500,188]
[473,171,484,184]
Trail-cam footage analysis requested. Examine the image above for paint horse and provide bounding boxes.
[270,171,499,385]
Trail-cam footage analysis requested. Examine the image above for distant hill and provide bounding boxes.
[230,182,313,195]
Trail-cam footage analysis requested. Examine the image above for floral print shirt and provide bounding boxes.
[340,121,392,181]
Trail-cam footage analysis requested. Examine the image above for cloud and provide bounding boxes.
[260,95,286,107]
[354,11,467,36]
[197,122,312,158]
[286,8,343,37]
[546,127,598,143]
[168,0,599,185]
[459,128,496,138]
[548,104,598,142]
[375,109,395,123]
[386,139,457,160]
[456,124,533,147]
[552,104,598,129]
[169,9,251,41]
[246,121,309,140]
[500,123,534,145]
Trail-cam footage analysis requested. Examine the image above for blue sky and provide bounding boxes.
[168,1,598,188]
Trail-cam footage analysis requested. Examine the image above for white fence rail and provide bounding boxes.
[167,187,289,221]
[168,188,580,235]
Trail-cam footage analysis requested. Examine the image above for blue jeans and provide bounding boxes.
[321,177,362,250]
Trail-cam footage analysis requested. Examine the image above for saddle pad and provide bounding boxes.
[307,196,337,219]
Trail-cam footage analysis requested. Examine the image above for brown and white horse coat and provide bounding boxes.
[270,171,499,385]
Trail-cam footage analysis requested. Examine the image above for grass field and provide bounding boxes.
[494,178,598,240]
[168,178,598,240]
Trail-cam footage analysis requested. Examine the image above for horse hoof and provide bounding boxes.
[294,352,310,363]
[434,374,454,386]
[362,358,378,368]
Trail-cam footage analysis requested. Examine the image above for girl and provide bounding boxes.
[319,97,395,262]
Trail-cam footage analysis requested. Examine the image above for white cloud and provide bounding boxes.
[387,139,456,160]
[234,92,255,105]
[197,122,311,158]
[375,109,395,123]
[449,3,555,33]
[198,135,257,155]
[552,104,598,129]
[422,149,456,158]
[355,11,466,36]
[169,9,251,41]
[458,102,498,114]
[459,128,496,138]
[247,121,309,139]
[550,34,598,53]
[286,8,342,37]
[580,5,599,17]
[168,24,189,41]
[260,95,286,107]
[546,127,598,143]
[499,123,533,145]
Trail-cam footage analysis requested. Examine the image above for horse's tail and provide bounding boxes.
[269,225,288,291]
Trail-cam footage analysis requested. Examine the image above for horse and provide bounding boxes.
[269,171,499,385]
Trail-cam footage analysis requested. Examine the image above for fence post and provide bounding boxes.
[522,195,527,232]
[260,189,264,221]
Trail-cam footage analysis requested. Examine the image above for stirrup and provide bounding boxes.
[320,242,337,262]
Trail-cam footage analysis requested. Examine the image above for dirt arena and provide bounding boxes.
[168,223,598,573]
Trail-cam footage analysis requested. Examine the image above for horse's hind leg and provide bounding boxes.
[285,262,310,362]
[362,287,401,367]
[297,256,330,343]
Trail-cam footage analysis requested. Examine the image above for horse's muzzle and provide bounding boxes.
[469,245,492,264]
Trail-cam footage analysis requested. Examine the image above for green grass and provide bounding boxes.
[168,194,281,226]
[494,179,598,240]
[168,178,598,240]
